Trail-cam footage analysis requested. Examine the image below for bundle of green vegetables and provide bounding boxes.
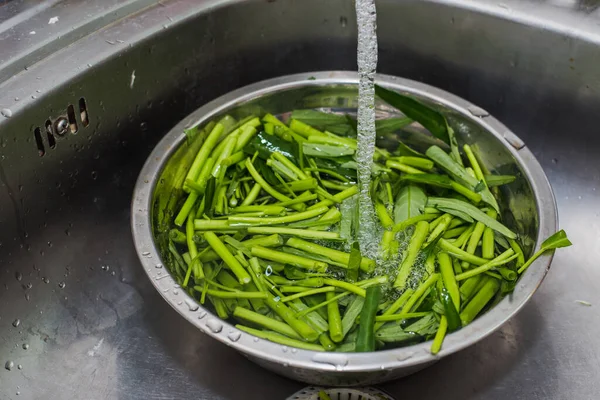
[158,85,571,354]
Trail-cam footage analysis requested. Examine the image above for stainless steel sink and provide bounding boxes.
[0,0,598,399]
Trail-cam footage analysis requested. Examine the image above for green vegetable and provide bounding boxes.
[356,286,382,352]
[517,230,572,274]
[157,106,571,356]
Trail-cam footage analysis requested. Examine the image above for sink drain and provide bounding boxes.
[287,386,394,400]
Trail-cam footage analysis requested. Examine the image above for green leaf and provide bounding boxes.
[437,207,474,223]
[395,141,426,158]
[375,325,422,344]
[375,117,413,135]
[394,185,427,224]
[243,132,298,162]
[404,313,439,336]
[426,146,499,212]
[440,289,461,332]
[541,229,572,250]
[291,110,356,136]
[427,197,516,239]
[375,84,450,143]
[302,142,355,158]
[473,180,486,193]
[485,174,516,187]
[400,173,453,189]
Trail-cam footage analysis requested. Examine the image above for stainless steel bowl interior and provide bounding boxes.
[131,71,557,386]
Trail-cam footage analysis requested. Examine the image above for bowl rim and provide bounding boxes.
[131,71,557,373]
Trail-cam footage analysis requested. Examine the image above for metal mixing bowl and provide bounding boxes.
[131,71,557,386]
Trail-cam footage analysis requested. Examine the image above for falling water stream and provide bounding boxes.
[355,0,379,260]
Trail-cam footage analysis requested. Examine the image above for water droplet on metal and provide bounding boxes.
[155,264,163,269]
[253,337,260,342]
[281,346,289,352]
[198,311,207,319]
[1,108,12,118]
[42,277,50,284]
[5,360,14,371]
[185,299,199,311]
[58,282,66,289]
[22,344,29,350]
[227,331,241,342]
[173,289,179,295]
[17,364,22,370]
[12,319,20,328]
[15,272,22,281]
[311,353,348,371]
[467,105,489,117]
[291,348,298,354]
[206,318,223,333]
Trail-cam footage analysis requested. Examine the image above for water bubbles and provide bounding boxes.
[206,318,223,333]
[12,319,20,328]
[58,281,66,289]
[15,272,22,281]
[185,299,199,311]
[227,331,241,342]
[1,108,13,118]
[5,360,14,370]
[42,277,50,284]
[22,344,29,350]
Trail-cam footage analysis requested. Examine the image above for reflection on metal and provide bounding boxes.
[0,0,597,398]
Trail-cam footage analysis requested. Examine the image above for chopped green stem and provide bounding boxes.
[438,252,460,310]
[455,249,516,281]
[425,214,453,246]
[375,201,394,229]
[241,182,261,206]
[461,221,487,269]
[431,315,448,355]
[460,277,500,325]
[280,287,336,302]
[450,181,482,203]
[374,288,414,331]
[392,214,438,233]
[375,312,430,322]
[194,288,267,299]
[251,245,328,271]
[184,123,224,190]
[326,292,344,342]
[510,239,526,268]
[322,279,366,297]
[394,221,429,289]
[287,237,375,273]
[401,273,440,314]
[386,160,426,174]
[229,206,329,226]
[304,167,350,182]
[463,144,485,182]
[274,192,318,207]
[438,238,488,265]
[395,156,434,170]
[245,158,304,211]
[307,185,358,210]
[236,325,324,351]
[233,306,301,339]
[265,296,319,341]
[204,232,251,284]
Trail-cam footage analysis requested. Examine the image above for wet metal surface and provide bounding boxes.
[0,0,599,399]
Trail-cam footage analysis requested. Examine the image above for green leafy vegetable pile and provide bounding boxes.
[158,85,571,354]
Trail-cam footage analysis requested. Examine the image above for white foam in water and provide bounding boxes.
[355,0,379,259]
